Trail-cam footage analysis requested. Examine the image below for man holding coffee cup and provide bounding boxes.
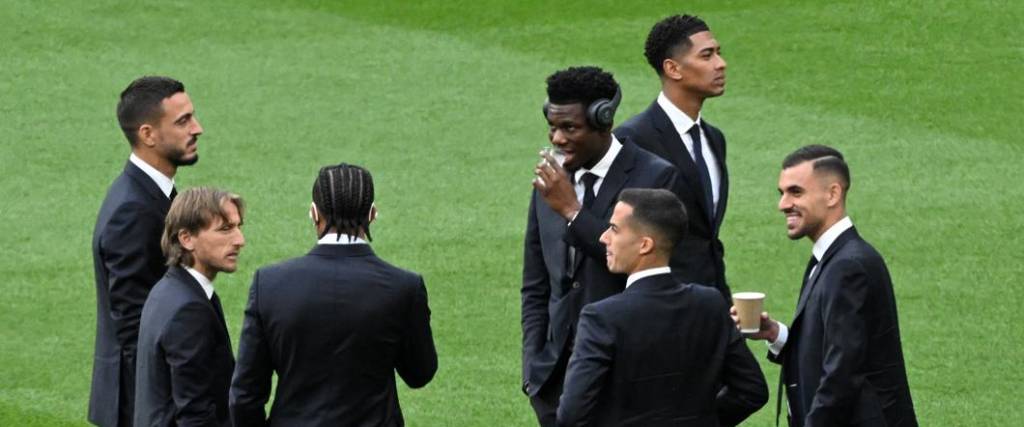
[734,145,917,426]
[557,188,767,426]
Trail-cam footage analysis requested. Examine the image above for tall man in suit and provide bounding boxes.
[615,15,731,302]
[230,163,437,426]
[557,188,767,427]
[522,66,678,426]
[134,187,245,426]
[737,145,917,426]
[90,76,203,427]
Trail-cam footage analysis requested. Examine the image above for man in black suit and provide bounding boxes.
[90,76,203,427]
[737,145,917,426]
[557,188,767,427]
[230,163,437,426]
[522,66,678,426]
[134,187,246,426]
[614,15,731,302]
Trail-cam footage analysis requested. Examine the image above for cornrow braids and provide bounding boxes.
[311,163,375,242]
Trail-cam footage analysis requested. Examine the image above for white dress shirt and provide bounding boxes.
[318,233,368,245]
[129,153,175,199]
[656,92,721,213]
[572,135,623,204]
[184,266,215,300]
[625,266,672,289]
[768,216,854,355]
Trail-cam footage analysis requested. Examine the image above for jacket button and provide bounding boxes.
[572,281,580,289]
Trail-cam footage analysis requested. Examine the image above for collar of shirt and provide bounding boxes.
[129,153,175,198]
[184,266,214,299]
[812,216,853,262]
[625,266,672,289]
[573,135,623,192]
[318,233,368,245]
[657,91,701,132]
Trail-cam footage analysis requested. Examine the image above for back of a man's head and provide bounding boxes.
[117,76,185,145]
[618,188,688,256]
[312,163,375,242]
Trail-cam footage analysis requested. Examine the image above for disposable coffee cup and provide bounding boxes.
[732,292,765,334]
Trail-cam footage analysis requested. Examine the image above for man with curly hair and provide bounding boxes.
[521,66,678,426]
[615,14,732,304]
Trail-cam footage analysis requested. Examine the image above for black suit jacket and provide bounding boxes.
[770,228,917,427]
[615,102,731,301]
[90,161,172,426]
[134,266,235,427]
[557,275,768,427]
[521,142,677,396]
[229,244,437,427]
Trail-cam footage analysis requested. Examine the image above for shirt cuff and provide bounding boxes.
[768,322,789,355]
[566,209,581,225]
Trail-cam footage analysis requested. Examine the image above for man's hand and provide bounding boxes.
[532,151,581,220]
[730,306,780,342]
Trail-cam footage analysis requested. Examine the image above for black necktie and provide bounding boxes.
[169,186,178,201]
[210,292,227,331]
[580,172,598,211]
[687,124,715,221]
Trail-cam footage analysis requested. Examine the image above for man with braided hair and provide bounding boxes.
[230,163,437,426]
[522,66,678,426]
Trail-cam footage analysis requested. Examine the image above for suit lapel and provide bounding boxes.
[648,104,714,226]
[168,266,230,341]
[589,142,635,219]
[123,161,172,214]
[792,228,860,321]
[701,120,728,229]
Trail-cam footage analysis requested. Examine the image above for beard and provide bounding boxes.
[167,139,199,167]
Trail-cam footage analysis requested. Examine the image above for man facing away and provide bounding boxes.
[737,145,917,426]
[230,163,437,426]
[557,188,767,427]
[615,14,732,303]
[522,66,678,426]
[90,76,203,427]
[134,187,246,426]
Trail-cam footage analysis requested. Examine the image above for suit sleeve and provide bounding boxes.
[804,259,871,427]
[716,312,769,426]
[100,202,166,354]
[229,272,272,427]
[396,276,438,389]
[556,304,613,427]
[565,162,677,260]
[521,193,550,390]
[162,301,221,426]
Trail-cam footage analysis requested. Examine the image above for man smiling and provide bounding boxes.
[134,187,245,427]
[521,66,678,426]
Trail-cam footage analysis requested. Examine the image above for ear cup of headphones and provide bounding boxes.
[587,99,613,129]
[542,99,550,120]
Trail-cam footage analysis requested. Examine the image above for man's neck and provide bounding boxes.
[809,210,847,243]
[627,257,669,275]
[662,84,704,121]
[580,136,613,170]
[132,149,176,179]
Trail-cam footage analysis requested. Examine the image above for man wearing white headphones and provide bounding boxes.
[230,163,437,426]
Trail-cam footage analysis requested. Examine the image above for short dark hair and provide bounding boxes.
[644,15,710,76]
[162,187,245,267]
[782,144,851,195]
[117,76,185,146]
[312,163,375,242]
[617,188,688,255]
[545,66,618,109]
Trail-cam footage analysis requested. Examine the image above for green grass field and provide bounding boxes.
[2,0,1022,425]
